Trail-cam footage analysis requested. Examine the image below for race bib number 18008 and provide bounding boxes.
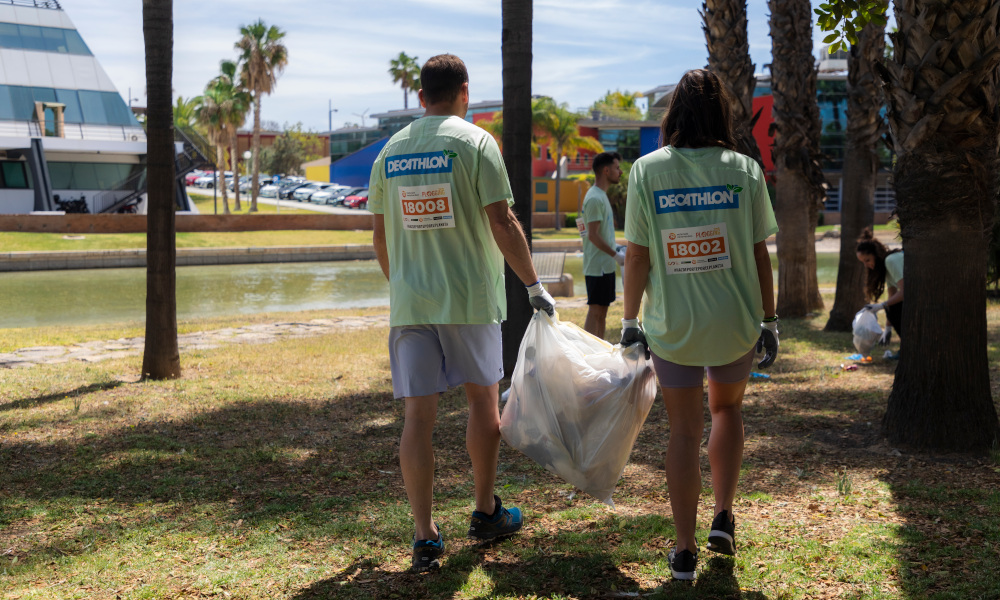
[399,183,456,230]
[661,222,732,274]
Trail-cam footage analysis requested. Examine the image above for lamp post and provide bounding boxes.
[329,100,338,133]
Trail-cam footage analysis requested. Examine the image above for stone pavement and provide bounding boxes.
[1,298,594,370]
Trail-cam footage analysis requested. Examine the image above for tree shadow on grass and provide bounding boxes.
[0,380,125,412]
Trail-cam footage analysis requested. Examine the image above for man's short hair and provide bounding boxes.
[592,151,621,175]
[421,54,469,105]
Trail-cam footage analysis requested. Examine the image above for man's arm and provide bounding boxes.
[484,200,539,285]
[587,221,617,257]
[373,214,389,281]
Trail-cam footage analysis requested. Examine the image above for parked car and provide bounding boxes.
[327,186,367,206]
[185,170,209,186]
[292,182,337,203]
[259,182,282,198]
[277,181,311,199]
[308,185,350,205]
[194,171,233,189]
[342,189,369,210]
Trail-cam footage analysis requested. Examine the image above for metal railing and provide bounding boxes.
[93,169,145,214]
[0,121,145,142]
[1,0,61,9]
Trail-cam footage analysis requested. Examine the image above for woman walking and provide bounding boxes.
[619,69,778,581]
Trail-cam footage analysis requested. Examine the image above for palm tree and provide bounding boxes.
[533,97,603,230]
[499,0,533,377]
[701,0,762,164]
[388,52,421,110]
[173,95,198,130]
[236,19,288,212]
[195,76,245,215]
[768,0,826,317]
[824,10,886,332]
[141,0,180,380]
[218,59,251,211]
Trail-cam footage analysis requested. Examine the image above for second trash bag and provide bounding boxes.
[500,312,657,507]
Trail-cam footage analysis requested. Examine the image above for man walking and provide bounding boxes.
[581,151,624,338]
[369,54,555,573]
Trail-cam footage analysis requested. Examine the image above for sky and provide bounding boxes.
[70,0,833,133]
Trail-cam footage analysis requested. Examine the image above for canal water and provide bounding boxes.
[0,254,838,329]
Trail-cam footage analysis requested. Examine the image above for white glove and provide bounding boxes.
[526,281,555,316]
[878,327,892,346]
[614,249,626,266]
[864,302,886,313]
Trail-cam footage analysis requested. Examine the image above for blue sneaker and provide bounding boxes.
[467,495,522,541]
[411,526,444,573]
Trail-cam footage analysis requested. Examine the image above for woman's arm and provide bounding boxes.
[753,240,775,318]
[884,281,903,306]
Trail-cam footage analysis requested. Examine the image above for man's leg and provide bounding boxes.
[584,304,610,339]
[464,381,501,514]
[661,385,705,554]
[400,393,440,541]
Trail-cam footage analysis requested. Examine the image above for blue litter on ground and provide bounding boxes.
[750,372,771,380]
[845,353,867,361]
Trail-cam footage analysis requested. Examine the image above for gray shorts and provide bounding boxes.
[651,348,755,388]
[388,324,503,399]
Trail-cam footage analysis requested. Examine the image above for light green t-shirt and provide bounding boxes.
[369,115,514,327]
[885,251,903,290]
[581,185,617,276]
[624,146,778,366]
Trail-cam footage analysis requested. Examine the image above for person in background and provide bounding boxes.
[369,54,555,573]
[857,228,903,353]
[581,151,624,338]
[619,69,778,581]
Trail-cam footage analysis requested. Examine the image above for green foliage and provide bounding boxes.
[814,0,888,54]
[259,123,324,176]
[589,89,645,121]
[388,52,421,108]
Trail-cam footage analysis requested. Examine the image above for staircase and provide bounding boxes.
[96,125,213,214]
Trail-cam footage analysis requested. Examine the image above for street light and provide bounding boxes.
[127,87,140,109]
[329,99,338,132]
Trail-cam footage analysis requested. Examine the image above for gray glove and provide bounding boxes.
[756,320,779,369]
[864,302,885,313]
[619,318,650,359]
[614,245,626,266]
[526,281,555,316]
[878,326,892,346]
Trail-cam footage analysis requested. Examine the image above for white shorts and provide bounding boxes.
[388,324,504,399]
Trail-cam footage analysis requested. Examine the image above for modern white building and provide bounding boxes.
[0,0,195,214]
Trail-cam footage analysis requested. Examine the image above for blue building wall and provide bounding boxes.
[640,126,660,157]
[329,137,388,187]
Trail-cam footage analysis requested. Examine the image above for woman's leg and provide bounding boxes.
[662,385,705,554]
[706,377,748,517]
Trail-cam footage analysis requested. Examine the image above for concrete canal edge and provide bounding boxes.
[0,239,589,272]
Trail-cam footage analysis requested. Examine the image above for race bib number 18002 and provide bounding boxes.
[661,222,732,274]
[399,183,455,230]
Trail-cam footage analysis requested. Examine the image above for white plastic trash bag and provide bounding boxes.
[499,312,657,506]
[852,309,882,356]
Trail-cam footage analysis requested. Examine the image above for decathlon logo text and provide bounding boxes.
[654,185,739,214]
[385,151,453,178]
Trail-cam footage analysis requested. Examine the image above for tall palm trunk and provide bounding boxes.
[825,13,886,331]
[250,95,261,212]
[702,0,762,164]
[141,0,180,380]
[500,0,533,377]
[879,0,1000,451]
[769,0,826,317]
[217,145,229,214]
[231,135,241,211]
[403,85,409,110]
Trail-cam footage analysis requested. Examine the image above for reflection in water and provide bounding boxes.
[0,253,838,329]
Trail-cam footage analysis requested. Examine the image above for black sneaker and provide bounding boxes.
[411,526,444,573]
[707,510,736,556]
[668,548,697,580]
[467,495,523,541]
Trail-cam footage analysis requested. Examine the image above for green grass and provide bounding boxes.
[2,300,999,598]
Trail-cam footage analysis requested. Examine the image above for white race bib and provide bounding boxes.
[661,222,732,274]
[399,183,455,230]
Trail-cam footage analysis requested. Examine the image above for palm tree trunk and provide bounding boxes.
[880,0,1000,451]
[553,149,562,231]
[825,16,885,331]
[403,85,408,110]
[217,146,229,214]
[702,0,762,164]
[250,94,261,212]
[500,0,533,377]
[768,0,826,317]
[141,0,180,380]
[231,136,241,211]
